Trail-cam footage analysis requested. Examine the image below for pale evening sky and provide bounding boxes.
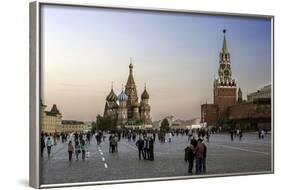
[41,5,272,121]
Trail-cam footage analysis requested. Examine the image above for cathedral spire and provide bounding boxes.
[222,29,229,54]
[125,58,138,105]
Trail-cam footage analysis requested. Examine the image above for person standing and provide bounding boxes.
[184,144,195,174]
[86,132,91,144]
[143,136,149,160]
[148,137,154,161]
[74,141,80,161]
[168,132,172,143]
[111,135,116,153]
[206,130,210,142]
[202,141,207,173]
[80,139,87,160]
[261,129,265,139]
[114,134,119,152]
[40,135,45,157]
[136,137,145,160]
[230,130,234,141]
[190,137,198,149]
[109,134,113,153]
[194,139,204,174]
[152,132,156,141]
[239,130,243,141]
[68,141,74,161]
[46,137,53,158]
[188,130,193,142]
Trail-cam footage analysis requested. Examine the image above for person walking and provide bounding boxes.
[74,141,80,161]
[184,144,195,174]
[136,137,145,160]
[194,139,204,174]
[80,139,87,160]
[46,137,53,158]
[68,141,74,161]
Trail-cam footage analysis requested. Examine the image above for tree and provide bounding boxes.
[96,114,117,132]
[160,118,170,133]
[91,121,96,134]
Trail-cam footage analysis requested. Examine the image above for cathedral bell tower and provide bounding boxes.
[125,58,140,123]
[214,30,237,119]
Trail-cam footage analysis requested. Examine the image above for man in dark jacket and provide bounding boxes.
[184,144,195,173]
[190,137,198,148]
[195,139,204,174]
[143,136,149,160]
[148,137,154,161]
[136,137,145,160]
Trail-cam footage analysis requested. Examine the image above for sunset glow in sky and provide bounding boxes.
[41,5,272,121]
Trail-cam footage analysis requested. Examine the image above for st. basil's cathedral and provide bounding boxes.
[103,60,152,128]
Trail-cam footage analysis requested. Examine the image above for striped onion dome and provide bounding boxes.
[106,89,118,102]
[118,90,128,102]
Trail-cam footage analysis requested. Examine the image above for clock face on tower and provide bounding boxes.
[224,69,229,77]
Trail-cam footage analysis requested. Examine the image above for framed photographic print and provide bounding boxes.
[29,1,274,188]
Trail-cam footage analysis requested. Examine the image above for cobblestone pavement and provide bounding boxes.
[41,132,272,185]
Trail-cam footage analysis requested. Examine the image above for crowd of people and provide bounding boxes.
[136,135,154,161]
[40,127,269,175]
[40,131,92,161]
[230,129,243,141]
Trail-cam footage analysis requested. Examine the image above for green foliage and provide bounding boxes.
[91,121,96,133]
[160,118,170,132]
[96,114,117,132]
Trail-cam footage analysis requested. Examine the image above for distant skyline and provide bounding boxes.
[41,5,272,121]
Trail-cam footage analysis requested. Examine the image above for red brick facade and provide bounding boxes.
[214,86,237,118]
[201,104,218,126]
[227,98,271,130]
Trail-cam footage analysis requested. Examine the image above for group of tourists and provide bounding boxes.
[40,134,53,158]
[136,135,154,161]
[230,129,243,141]
[67,139,89,161]
[184,137,207,174]
[109,134,119,153]
[40,132,91,161]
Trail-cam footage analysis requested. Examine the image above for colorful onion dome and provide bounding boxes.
[106,89,118,102]
[118,90,128,102]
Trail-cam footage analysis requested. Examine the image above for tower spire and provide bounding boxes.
[111,81,113,90]
[222,29,228,54]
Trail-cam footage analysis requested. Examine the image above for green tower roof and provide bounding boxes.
[222,29,229,54]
